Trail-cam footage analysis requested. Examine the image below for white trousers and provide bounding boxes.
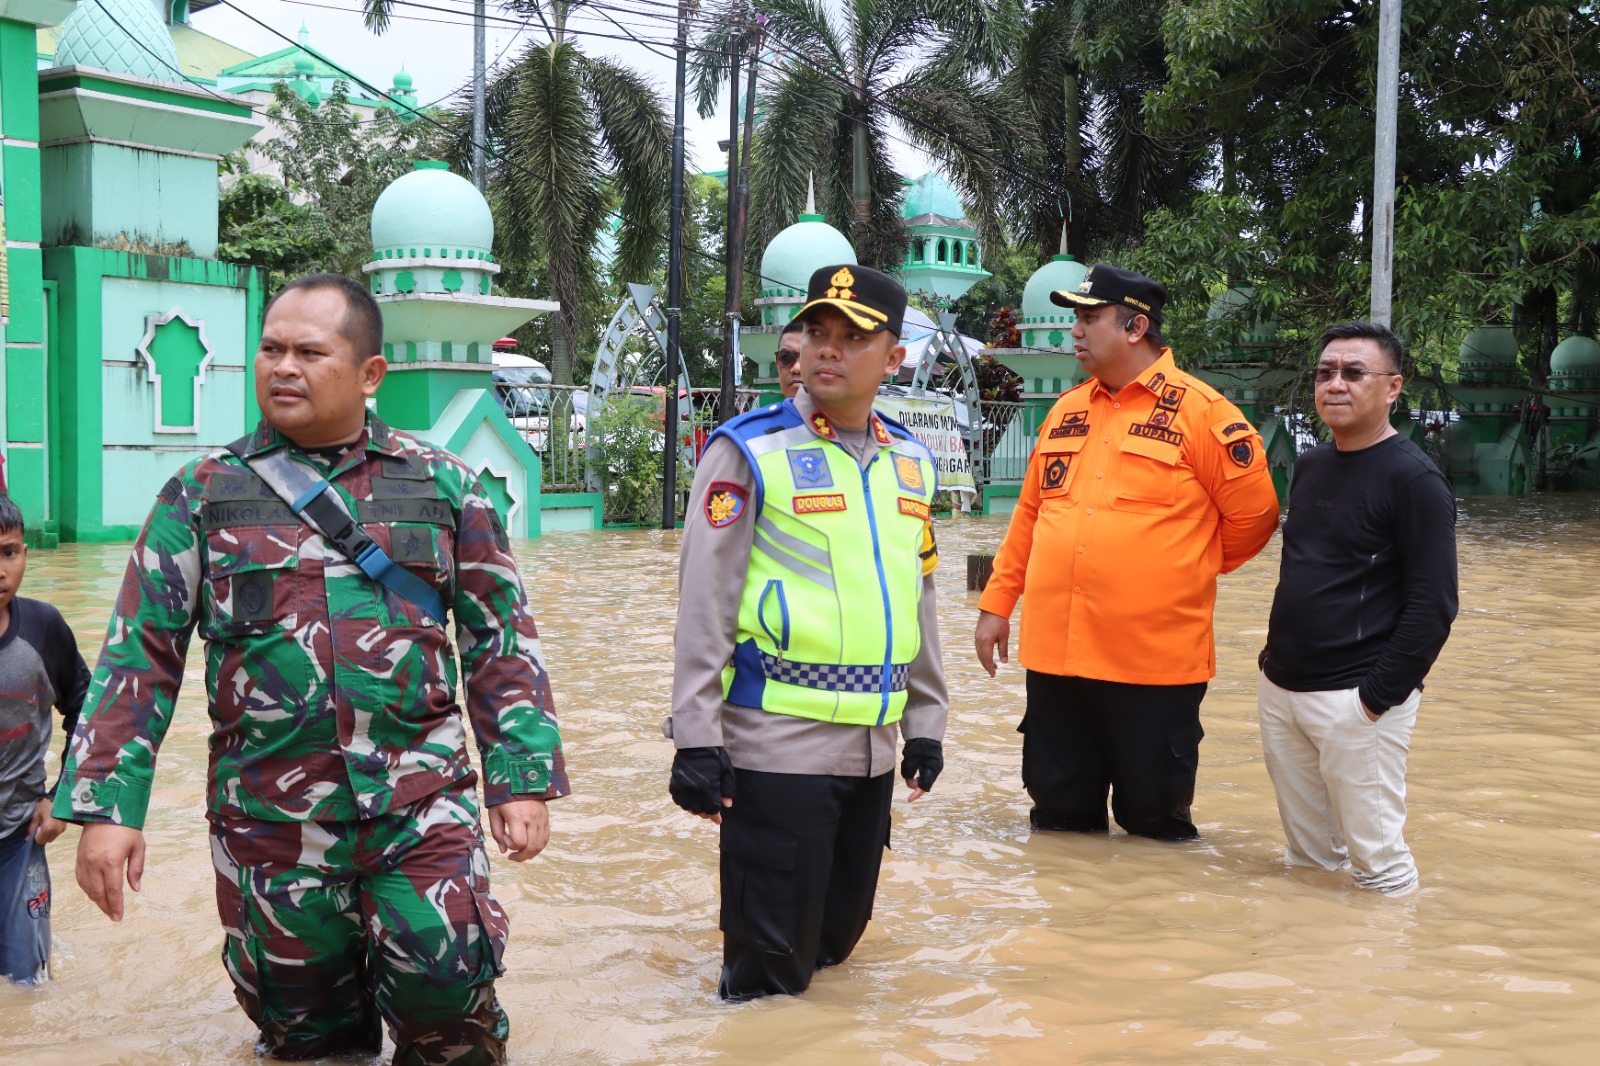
[1256,673,1421,895]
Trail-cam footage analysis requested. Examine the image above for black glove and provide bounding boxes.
[670,746,736,815]
[900,737,944,792]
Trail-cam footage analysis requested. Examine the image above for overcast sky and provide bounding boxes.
[194,0,929,182]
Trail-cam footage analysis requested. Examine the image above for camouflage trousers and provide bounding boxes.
[209,781,510,1064]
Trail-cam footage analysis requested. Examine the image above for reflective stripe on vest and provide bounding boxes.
[714,402,937,727]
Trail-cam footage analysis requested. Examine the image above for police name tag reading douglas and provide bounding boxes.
[793,493,847,514]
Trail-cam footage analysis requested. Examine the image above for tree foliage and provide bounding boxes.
[1119,0,1600,377]
[217,83,428,286]
[693,0,1019,273]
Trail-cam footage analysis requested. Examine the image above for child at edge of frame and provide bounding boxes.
[0,494,90,984]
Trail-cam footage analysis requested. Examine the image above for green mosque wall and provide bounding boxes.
[2,13,51,538]
[45,247,263,541]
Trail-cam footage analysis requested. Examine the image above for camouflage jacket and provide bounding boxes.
[54,415,568,828]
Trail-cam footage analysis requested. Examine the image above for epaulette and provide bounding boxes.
[706,399,800,449]
[1175,370,1227,404]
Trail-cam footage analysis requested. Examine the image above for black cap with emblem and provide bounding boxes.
[796,263,907,336]
[1050,264,1167,327]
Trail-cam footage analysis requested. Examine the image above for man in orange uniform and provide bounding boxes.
[973,266,1279,840]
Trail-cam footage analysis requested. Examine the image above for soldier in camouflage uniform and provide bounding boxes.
[54,275,567,1065]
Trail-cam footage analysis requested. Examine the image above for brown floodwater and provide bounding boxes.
[3,495,1599,1065]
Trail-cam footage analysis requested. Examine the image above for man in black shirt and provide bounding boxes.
[1258,321,1457,897]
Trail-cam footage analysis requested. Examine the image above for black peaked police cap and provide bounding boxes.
[796,263,907,336]
[1050,264,1167,327]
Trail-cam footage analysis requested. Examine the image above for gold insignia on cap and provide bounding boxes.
[827,266,857,300]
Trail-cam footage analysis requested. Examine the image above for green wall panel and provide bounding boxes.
[99,275,249,445]
[1,144,40,243]
[5,342,43,437]
[42,143,221,257]
[43,249,262,540]
[102,447,208,529]
[0,21,41,142]
[37,143,91,248]
[43,247,104,541]
[378,367,495,429]
[2,245,42,341]
[3,445,43,517]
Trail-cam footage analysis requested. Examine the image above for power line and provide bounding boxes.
[213,0,1129,361]
[88,0,433,128]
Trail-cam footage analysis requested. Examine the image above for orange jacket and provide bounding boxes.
[977,351,1280,684]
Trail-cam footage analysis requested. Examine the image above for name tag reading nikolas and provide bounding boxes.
[793,493,847,515]
[204,501,298,527]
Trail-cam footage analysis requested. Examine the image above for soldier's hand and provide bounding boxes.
[901,737,944,801]
[29,798,67,846]
[76,822,145,922]
[670,747,735,824]
[488,798,549,862]
[975,610,1011,677]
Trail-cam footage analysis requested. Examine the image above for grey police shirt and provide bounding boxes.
[668,388,949,777]
[0,597,90,837]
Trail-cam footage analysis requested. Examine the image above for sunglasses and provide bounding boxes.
[776,349,800,368]
[1313,366,1401,384]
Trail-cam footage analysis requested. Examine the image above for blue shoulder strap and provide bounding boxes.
[227,441,448,627]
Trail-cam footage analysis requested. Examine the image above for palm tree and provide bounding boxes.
[363,2,672,386]
[1000,0,1208,264]
[692,0,1019,272]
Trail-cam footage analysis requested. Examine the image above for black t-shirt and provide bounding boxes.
[1262,434,1458,713]
[0,597,91,835]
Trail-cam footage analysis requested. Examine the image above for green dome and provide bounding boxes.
[393,67,414,89]
[371,161,494,258]
[901,172,966,220]
[1021,255,1088,322]
[1550,334,1600,376]
[54,0,181,83]
[759,218,854,296]
[1459,326,1519,367]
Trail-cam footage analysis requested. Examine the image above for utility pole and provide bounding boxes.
[663,0,689,528]
[472,0,486,191]
[726,23,760,415]
[1370,0,1401,326]
[718,10,742,425]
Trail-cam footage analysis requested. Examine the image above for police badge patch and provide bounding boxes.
[1228,439,1255,468]
[788,448,833,488]
[705,481,748,527]
[1042,454,1071,490]
[893,454,925,494]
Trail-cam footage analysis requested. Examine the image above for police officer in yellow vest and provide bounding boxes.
[666,264,949,1001]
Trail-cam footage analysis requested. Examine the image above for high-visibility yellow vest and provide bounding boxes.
[713,401,938,726]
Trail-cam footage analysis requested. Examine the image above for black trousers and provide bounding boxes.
[1021,671,1207,841]
[718,768,894,1001]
